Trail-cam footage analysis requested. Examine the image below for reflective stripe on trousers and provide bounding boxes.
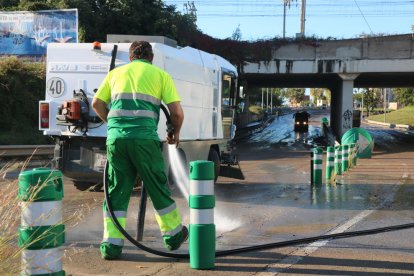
[102,211,126,246]
[154,203,183,237]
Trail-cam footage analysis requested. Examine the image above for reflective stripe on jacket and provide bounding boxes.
[94,59,180,142]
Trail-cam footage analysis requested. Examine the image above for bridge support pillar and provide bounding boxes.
[331,74,359,139]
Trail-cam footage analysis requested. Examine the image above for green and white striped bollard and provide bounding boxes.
[348,144,354,169]
[325,146,335,182]
[341,144,349,173]
[18,168,65,276]
[353,143,359,166]
[189,161,215,270]
[335,146,342,176]
[312,147,323,187]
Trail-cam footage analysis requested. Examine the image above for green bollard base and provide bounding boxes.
[313,170,323,187]
[25,270,66,276]
[22,270,65,276]
[342,161,349,173]
[189,224,215,270]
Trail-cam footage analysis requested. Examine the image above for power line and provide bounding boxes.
[353,0,374,34]
[166,0,414,6]
[165,0,414,16]
[195,12,414,17]
[165,0,414,11]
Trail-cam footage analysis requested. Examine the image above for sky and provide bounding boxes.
[164,0,414,41]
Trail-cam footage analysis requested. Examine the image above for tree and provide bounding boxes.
[353,89,363,107]
[0,0,198,44]
[310,88,329,105]
[18,0,55,10]
[359,88,381,114]
[393,88,414,106]
[183,1,197,24]
[231,25,242,41]
[245,87,283,108]
[283,88,305,106]
[0,0,19,9]
[271,88,284,107]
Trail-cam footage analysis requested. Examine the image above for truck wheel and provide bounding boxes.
[208,148,220,183]
[73,181,98,191]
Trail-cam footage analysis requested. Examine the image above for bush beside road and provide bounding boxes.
[0,57,51,145]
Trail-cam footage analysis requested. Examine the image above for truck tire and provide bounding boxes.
[73,181,99,191]
[208,148,220,183]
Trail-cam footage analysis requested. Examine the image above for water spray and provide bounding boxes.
[167,143,241,233]
[167,145,189,200]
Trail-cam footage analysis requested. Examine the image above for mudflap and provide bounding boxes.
[219,152,245,180]
[219,164,245,180]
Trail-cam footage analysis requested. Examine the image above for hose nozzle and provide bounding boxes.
[167,122,174,140]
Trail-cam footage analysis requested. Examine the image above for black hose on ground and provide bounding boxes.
[103,105,414,259]
[104,170,414,259]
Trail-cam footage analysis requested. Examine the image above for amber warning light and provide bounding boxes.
[93,41,101,50]
[40,102,50,129]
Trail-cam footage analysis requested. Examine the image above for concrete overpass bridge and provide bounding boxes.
[242,34,414,138]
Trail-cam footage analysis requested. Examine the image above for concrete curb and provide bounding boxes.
[365,120,413,130]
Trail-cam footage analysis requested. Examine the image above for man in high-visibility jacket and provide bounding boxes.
[92,41,187,260]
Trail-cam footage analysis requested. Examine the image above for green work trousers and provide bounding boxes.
[101,139,184,256]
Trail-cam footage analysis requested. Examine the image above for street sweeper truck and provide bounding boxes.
[39,39,239,188]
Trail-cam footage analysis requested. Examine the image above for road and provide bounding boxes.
[2,109,414,275]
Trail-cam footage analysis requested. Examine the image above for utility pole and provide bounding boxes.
[383,88,387,123]
[300,0,306,37]
[361,89,364,121]
[261,88,264,109]
[266,88,269,112]
[270,89,273,114]
[283,1,287,38]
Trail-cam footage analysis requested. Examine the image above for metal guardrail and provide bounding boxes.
[0,145,54,157]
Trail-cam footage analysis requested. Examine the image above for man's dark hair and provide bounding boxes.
[129,41,153,61]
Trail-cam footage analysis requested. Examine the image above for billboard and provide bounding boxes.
[0,9,78,56]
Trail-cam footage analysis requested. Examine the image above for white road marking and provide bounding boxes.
[258,175,407,275]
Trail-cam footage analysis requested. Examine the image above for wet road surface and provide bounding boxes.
[20,109,414,275]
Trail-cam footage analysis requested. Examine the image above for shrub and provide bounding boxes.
[0,57,50,144]
[248,105,264,115]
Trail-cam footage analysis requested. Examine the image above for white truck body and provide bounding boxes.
[40,42,238,185]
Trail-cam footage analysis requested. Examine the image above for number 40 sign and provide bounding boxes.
[47,77,66,98]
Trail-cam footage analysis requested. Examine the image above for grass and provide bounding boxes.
[0,157,100,275]
[0,161,25,275]
[367,105,414,126]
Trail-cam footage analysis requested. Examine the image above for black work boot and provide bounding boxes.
[166,226,188,251]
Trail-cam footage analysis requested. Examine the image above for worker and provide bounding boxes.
[92,41,187,260]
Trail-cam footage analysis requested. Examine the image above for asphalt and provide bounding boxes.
[62,110,414,275]
[3,109,414,275]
